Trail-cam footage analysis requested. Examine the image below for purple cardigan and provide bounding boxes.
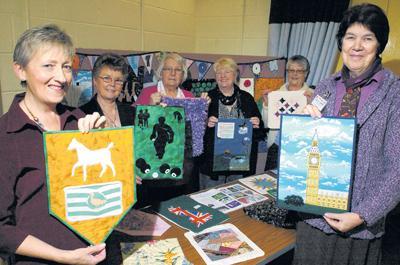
[306,69,400,239]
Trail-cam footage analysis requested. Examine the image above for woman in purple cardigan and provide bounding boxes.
[296,4,400,265]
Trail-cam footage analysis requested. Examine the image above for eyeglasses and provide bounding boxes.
[286,69,307,74]
[97,76,125,86]
[162,67,183,74]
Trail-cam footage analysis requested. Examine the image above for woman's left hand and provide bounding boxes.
[78,112,106,133]
[323,212,364,233]
[250,117,260,128]
[136,176,142,185]
[200,92,211,105]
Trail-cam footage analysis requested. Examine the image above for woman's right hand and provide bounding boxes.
[149,92,162,105]
[60,244,106,265]
[303,104,322,118]
[207,116,218,128]
[78,112,106,133]
[262,88,274,107]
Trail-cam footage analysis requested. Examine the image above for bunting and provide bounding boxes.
[141,53,154,74]
[127,55,140,76]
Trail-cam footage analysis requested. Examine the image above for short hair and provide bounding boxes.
[92,53,129,80]
[213,57,238,79]
[13,24,74,68]
[287,55,310,73]
[156,52,188,83]
[336,3,389,55]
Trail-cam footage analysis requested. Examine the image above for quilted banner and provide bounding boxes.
[267,90,307,129]
[254,77,284,102]
[43,127,136,244]
[162,97,208,157]
[134,105,185,180]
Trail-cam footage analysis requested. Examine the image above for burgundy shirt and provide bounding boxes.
[0,93,87,264]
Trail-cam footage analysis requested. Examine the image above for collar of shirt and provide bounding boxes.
[6,92,79,133]
[157,80,185,98]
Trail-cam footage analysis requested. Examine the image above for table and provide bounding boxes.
[106,182,296,264]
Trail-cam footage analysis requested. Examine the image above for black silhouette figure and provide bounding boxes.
[159,163,171,174]
[143,109,150,128]
[173,111,183,123]
[150,116,174,159]
[135,158,151,174]
[137,109,144,128]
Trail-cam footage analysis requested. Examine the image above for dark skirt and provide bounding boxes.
[293,221,382,265]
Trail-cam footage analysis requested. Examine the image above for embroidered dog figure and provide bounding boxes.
[68,138,116,181]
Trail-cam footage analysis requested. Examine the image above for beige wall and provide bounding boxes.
[334,0,400,74]
[0,0,198,113]
[195,0,270,55]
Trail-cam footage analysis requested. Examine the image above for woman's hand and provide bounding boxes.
[207,116,218,128]
[303,90,313,104]
[16,235,106,265]
[149,92,162,105]
[323,212,364,233]
[60,243,106,265]
[262,89,274,107]
[78,112,106,133]
[200,92,211,105]
[250,117,260,128]
[303,104,322,118]
[136,176,142,185]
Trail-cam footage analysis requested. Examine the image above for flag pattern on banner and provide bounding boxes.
[185,58,194,70]
[64,181,123,222]
[239,78,254,96]
[269,60,279,72]
[141,53,154,74]
[196,62,211,80]
[127,55,140,76]
[87,56,98,69]
[168,206,213,228]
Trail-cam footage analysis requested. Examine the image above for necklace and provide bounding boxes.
[218,88,237,106]
[98,100,119,128]
[23,99,46,130]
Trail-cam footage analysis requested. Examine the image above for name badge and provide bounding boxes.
[312,94,328,111]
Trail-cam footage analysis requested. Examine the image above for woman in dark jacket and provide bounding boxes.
[80,53,135,127]
[199,57,265,189]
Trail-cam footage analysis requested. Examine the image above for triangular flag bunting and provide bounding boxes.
[141,53,154,74]
[127,55,140,76]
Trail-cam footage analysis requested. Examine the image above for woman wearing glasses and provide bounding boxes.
[135,52,193,105]
[80,53,134,128]
[261,55,314,170]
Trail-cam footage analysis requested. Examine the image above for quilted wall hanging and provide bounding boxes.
[43,127,136,244]
[162,97,208,157]
[254,77,285,102]
[267,90,307,129]
[134,105,185,180]
[73,49,286,106]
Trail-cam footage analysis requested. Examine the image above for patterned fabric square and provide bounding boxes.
[267,91,307,129]
[254,78,285,102]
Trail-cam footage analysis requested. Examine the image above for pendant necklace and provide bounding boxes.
[218,88,237,106]
[23,99,46,131]
[99,101,119,128]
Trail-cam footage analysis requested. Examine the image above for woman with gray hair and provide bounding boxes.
[298,3,400,264]
[135,52,194,105]
[0,24,105,264]
[261,55,314,169]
